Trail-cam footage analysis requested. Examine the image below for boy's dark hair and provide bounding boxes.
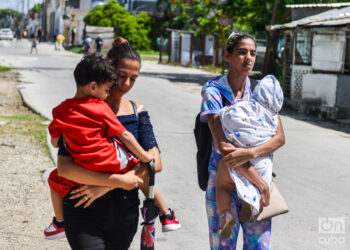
[107,38,141,68]
[73,54,117,86]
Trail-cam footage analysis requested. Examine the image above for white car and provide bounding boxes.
[0,28,14,40]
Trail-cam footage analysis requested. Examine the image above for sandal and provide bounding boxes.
[239,200,252,223]
[219,211,236,239]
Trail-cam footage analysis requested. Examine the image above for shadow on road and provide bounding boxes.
[280,107,350,135]
[11,67,74,71]
[141,70,350,135]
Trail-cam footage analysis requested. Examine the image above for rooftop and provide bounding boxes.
[286,3,350,8]
[269,6,350,30]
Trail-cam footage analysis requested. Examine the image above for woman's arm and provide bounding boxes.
[207,114,236,155]
[208,114,270,206]
[57,155,143,190]
[149,146,162,173]
[133,102,162,172]
[221,115,285,168]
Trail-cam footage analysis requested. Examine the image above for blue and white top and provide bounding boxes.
[200,74,254,201]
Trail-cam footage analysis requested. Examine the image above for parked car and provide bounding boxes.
[0,28,14,40]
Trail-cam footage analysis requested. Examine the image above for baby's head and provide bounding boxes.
[252,75,284,113]
[73,54,117,100]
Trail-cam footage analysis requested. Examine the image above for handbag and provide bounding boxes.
[254,180,289,222]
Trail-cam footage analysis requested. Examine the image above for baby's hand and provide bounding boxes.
[259,182,270,208]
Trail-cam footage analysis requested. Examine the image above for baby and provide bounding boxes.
[216,75,283,239]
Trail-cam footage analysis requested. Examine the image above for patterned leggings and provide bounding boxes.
[206,191,271,250]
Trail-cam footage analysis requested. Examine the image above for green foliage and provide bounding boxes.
[0,8,21,19]
[84,1,152,50]
[66,47,83,53]
[157,0,350,38]
[31,3,42,12]
[0,65,11,72]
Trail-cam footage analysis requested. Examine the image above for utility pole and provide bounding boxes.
[262,0,279,76]
[271,0,278,25]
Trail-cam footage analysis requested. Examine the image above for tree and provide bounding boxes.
[0,9,21,28]
[84,1,152,50]
[158,0,350,37]
[31,3,43,13]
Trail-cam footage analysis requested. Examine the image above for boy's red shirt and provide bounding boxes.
[49,96,129,173]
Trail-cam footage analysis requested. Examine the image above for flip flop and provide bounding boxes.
[239,200,252,223]
[219,215,236,239]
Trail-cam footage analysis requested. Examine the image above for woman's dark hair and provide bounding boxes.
[73,54,117,86]
[107,37,141,68]
[226,33,256,54]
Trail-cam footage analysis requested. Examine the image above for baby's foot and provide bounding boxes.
[219,211,236,239]
[239,200,252,223]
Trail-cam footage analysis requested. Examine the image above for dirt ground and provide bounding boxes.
[0,70,69,249]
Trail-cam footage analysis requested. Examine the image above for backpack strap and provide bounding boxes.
[250,78,258,92]
[221,93,228,107]
[130,100,138,120]
[221,78,257,105]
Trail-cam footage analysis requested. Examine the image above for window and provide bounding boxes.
[294,30,312,65]
[66,0,79,9]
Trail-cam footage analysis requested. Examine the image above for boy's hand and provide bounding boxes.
[51,137,59,148]
[140,152,154,163]
[118,170,144,190]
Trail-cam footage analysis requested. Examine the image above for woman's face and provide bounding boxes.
[224,38,256,76]
[109,58,141,96]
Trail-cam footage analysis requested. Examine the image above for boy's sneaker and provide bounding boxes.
[44,217,65,240]
[159,208,181,232]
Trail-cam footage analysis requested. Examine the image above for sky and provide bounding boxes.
[0,0,43,13]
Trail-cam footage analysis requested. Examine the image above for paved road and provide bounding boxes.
[1,40,349,249]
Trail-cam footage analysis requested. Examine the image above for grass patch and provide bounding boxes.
[66,46,83,53]
[139,50,159,55]
[141,55,159,61]
[0,113,49,153]
[202,64,225,74]
[0,65,11,72]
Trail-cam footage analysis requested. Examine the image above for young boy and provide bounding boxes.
[216,75,284,239]
[44,54,180,239]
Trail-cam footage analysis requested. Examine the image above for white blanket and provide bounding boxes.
[219,75,283,215]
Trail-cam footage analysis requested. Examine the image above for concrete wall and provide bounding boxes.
[312,32,345,72]
[291,65,312,102]
[67,8,89,45]
[85,25,114,49]
[337,75,350,108]
[181,33,191,66]
[302,73,337,107]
